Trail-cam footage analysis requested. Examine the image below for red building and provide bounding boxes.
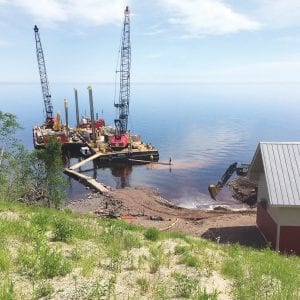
[249,142,300,254]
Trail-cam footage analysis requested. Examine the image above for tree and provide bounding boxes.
[0,112,23,199]
[0,111,67,207]
[35,138,67,208]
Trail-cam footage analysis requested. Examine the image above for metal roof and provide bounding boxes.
[250,142,300,206]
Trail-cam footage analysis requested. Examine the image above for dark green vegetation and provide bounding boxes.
[0,111,300,299]
[0,111,66,208]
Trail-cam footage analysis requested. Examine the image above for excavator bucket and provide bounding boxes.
[208,184,221,200]
[208,162,238,200]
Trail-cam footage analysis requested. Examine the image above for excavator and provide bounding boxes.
[208,162,250,200]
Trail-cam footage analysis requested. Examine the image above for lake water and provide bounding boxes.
[1,83,300,208]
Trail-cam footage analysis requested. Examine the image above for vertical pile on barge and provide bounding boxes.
[76,6,159,163]
[32,25,83,150]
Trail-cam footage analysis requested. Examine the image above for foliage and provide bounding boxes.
[136,277,149,294]
[30,210,51,233]
[0,111,20,147]
[0,278,14,300]
[221,245,300,299]
[52,215,74,242]
[193,289,219,300]
[17,243,71,279]
[174,245,189,255]
[0,111,67,207]
[0,248,11,272]
[35,137,67,208]
[172,272,198,298]
[87,276,116,299]
[144,227,160,241]
[33,282,54,299]
[0,198,299,299]
[149,244,168,273]
[179,253,200,267]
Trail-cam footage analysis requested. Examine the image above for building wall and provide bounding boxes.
[258,173,300,226]
[279,226,300,255]
[257,173,300,253]
[268,206,300,226]
[256,202,277,249]
[257,173,269,203]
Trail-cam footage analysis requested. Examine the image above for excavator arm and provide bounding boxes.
[208,162,238,200]
[208,162,250,200]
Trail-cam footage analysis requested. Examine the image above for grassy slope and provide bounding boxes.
[0,198,299,300]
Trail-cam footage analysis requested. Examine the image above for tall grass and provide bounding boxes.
[221,245,300,299]
[0,278,14,300]
[0,197,299,299]
[17,243,71,279]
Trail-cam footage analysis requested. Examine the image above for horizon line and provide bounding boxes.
[1,81,300,85]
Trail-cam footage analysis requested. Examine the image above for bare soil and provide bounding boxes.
[67,183,266,248]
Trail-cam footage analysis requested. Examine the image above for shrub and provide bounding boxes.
[52,216,73,242]
[149,245,165,274]
[179,253,200,268]
[174,245,189,255]
[144,228,160,241]
[136,277,149,294]
[172,272,197,298]
[39,246,71,278]
[17,244,71,279]
[31,211,51,233]
[193,288,219,300]
[33,282,54,299]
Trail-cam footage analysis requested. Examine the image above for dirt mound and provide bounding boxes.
[228,177,257,207]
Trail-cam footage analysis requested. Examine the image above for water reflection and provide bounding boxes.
[110,163,132,188]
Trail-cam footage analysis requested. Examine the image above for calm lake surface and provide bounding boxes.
[1,83,300,208]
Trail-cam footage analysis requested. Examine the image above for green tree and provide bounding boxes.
[0,111,20,147]
[0,111,67,207]
[35,137,67,208]
[0,112,23,199]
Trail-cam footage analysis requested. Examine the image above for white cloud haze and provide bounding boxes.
[5,0,127,26]
[160,0,261,36]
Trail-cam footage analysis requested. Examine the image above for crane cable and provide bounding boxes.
[113,31,123,120]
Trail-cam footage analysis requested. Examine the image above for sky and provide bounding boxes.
[1,0,300,83]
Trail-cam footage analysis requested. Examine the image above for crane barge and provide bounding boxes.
[32,25,83,150]
[78,6,159,164]
[110,6,131,150]
[32,8,159,164]
[34,25,54,127]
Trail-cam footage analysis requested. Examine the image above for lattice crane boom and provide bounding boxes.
[114,6,131,136]
[34,25,53,123]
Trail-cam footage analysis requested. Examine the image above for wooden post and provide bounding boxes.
[74,88,80,128]
[87,86,96,144]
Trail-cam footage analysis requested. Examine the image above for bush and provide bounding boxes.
[33,282,54,299]
[17,244,71,279]
[136,277,149,294]
[31,211,51,233]
[144,228,160,241]
[172,272,197,298]
[39,247,71,278]
[52,216,73,242]
[179,253,200,268]
[174,245,189,255]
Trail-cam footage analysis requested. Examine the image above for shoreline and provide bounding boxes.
[67,186,264,246]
